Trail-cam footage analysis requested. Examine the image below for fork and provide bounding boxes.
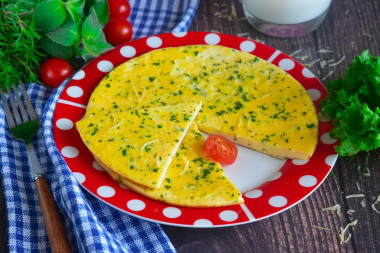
[1,83,71,253]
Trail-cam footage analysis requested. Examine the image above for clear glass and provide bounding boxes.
[243,0,332,38]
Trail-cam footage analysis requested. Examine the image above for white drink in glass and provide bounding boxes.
[243,0,332,37]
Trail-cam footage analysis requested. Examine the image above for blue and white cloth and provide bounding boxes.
[129,0,200,37]
[0,1,200,252]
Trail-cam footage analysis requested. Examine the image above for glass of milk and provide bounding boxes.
[242,0,332,37]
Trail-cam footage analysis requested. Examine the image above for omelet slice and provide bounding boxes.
[85,45,318,160]
[97,123,243,207]
[76,101,202,188]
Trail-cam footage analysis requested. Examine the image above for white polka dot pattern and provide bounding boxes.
[219,210,238,222]
[127,199,146,211]
[66,86,83,98]
[193,219,213,227]
[292,159,309,165]
[73,172,86,184]
[120,46,136,58]
[302,68,315,78]
[97,186,116,198]
[325,154,338,166]
[299,175,317,187]
[72,70,85,80]
[307,89,321,101]
[279,59,295,71]
[269,196,288,207]
[245,189,263,199]
[172,32,187,37]
[318,112,330,122]
[240,41,256,52]
[61,146,79,158]
[321,132,337,144]
[56,118,73,130]
[146,36,163,48]
[163,207,182,218]
[97,61,114,73]
[92,161,104,171]
[204,33,220,45]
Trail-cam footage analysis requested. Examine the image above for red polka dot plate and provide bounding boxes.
[53,32,337,227]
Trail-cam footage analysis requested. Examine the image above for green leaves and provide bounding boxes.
[81,8,112,60]
[34,0,67,32]
[39,36,73,59]
[34,0,112,61]
[320,50,380,156]
[47,18,80,46]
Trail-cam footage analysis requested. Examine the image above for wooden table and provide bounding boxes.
[1,0,379,252]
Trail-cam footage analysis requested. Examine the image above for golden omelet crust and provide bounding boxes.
[76,102,202,189]
[86,45,318,160]
[95,124,243,207]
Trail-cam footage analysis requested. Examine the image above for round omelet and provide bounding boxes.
[85,45,318,160]
[77,45,319,207]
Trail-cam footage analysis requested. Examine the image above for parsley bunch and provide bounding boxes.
[320,50,380,156]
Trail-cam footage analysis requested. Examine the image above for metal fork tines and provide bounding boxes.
[0,83,72,251]
[1,82,39,144]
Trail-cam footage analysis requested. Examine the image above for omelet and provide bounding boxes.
[98,123,243,207]
[76,101,202,188]
[86,45,318,160]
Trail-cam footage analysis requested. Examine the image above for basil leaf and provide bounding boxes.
[93,0,109,25]
[47,18,80,46]
[81,7,103,40]
[82,40,112,61]
[33,0,67,32]
[39,36,73,59]
[83,0,96,16]
[65,0,84,23]
[81,7,112,60]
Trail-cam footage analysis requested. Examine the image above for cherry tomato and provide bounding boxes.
[40,58,73,88]
[104,17,133,46]
[204,134,238,165]
[108,0,131,19]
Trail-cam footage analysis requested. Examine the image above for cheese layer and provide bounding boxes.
[99,123,243,207]
[86,45,318,159]
[76,102,202,188]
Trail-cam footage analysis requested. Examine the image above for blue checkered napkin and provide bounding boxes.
[0,83,175,252]
[129,0,200,38]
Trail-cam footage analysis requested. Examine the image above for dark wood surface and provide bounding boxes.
[1,0,379,252]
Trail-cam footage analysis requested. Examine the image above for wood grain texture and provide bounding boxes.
[0,0,379,252]
[162,0,380,252]
[35,177,72,253]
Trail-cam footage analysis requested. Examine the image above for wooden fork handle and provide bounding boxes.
[35,177,72,253]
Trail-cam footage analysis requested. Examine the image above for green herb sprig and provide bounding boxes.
[320,50,380,156]
[0,0,46,91]
[33,0,112,61]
